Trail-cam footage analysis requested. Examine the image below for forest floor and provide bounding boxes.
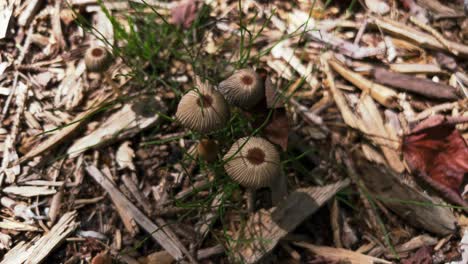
[0,0,467,263]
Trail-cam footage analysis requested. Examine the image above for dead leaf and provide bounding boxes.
[171,0,198,28]
[401,246,432,264]
[264,75,284,109]
[91,251,112,264]
[403,115,468,207]
[263,109,289,151]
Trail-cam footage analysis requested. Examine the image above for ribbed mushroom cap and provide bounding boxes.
[224,137,280,189]
[176,77,230,133]
[85,46,112,73]
[218,68,264,109]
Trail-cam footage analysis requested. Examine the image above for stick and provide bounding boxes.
[371,17,468,57]
[372,68,459,100]
[328,57,398,108]
[409,16,458,55]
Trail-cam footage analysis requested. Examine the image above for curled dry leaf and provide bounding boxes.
[403,115,468,207]
[171,0,198,28]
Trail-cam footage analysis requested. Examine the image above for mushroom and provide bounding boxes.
[176,77,230,134]
[84,46,118,92]
[85,46,112,73]
[176,77,230,162]
[218,68,264,109]
[223,136,286,211]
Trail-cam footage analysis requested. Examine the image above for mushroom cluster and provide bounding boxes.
[175,69,286,210]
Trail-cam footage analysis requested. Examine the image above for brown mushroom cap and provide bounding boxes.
[197,139,218,162]
[223,137,280,189]
[218,68,264,109]
[85,46,112,73]
[175,77,230,133]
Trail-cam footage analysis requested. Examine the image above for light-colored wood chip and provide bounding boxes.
[1,211,78,264]
[294,242,391,264]
[0,219,39,232]
[3,186,56,197]
[67,96,165,158]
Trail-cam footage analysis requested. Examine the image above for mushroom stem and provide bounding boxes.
[246,188,256,213]
[270,169,288,205]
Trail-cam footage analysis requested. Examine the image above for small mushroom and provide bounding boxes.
[176,77,230,133]
[85,46,112,73]
[197,138,218,162]
[218,68,264,109]
[84,46,119,93]
[223,136,286,211]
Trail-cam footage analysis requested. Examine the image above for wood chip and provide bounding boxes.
[3,186,56,197]
[67,96,165,158]
[1,211,78,264]
[234,179,350,263]
[294,242,391,264]
[357,157,457,235]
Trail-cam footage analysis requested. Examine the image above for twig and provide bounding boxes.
[409,16,458,55]
[371,17,468,57]
[408,101,462,123]
[372,68,459,100]
[354,19,368,45]
[328,57,398,108]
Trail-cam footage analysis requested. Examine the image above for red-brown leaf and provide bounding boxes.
[403,115,468,207]
[170,0,198,28]
[263,109,289,151]
[401,246,432,264]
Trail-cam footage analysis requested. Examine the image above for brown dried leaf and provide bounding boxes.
[263,109,289,151]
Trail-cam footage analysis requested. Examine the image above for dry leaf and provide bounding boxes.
[401,246,432,264]
[171,0,198,28]
[403,115,468,207]
[263,109,289,151]
[264,75,284,109]
[91,251,112,264]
